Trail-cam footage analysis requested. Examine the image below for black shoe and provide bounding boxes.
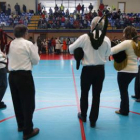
[78,112,86,122]
[0,102,6,109]
[136,98,140,102]
[90,122,96,128]
[23,128,39,140]
[131,95,138,99]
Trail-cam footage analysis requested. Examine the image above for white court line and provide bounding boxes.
[34,76,115,79]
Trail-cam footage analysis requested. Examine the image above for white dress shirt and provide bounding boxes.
[69,31,111,66]
[0,50,7,69]
[8,38,40,71]
[111,40,138,73]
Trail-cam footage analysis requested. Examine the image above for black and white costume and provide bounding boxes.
[69,30,111,124]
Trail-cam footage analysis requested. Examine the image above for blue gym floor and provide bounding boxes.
[0,54,140,140]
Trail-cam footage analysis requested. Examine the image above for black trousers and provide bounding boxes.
[134,66,140,99]
[80,65,105,123]
[0,67,7,103]
[117,72,136,115]
[9,71,35,135]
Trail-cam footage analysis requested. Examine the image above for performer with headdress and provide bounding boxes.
[8,24,40,139]
[111,26,140,115]
[69,15,111,127]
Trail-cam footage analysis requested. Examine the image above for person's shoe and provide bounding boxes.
[23,128,39,140]
[136,98,140,102]
[0,102,6,109]
[78,112,86,122]
[131,95,138,99]
[90,122,96,128]
[18,128,24,132]
[115,110,128,116]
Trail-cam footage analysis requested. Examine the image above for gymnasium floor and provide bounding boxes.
[0,54,140,140]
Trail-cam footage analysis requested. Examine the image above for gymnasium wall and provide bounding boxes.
[6,32,125,42]
[103,0,140,13]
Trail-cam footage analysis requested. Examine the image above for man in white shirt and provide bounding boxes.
[8,24,40,139]
[0,50,7,109]
[69,16,111,127]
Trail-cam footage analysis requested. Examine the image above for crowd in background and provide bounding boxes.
[0,3,34,27]
[0,2,140,29]
[36,36,73,55]
[38,3,140,29]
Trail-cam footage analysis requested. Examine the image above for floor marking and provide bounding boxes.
[71,61,86,140]
[1,105,140,124]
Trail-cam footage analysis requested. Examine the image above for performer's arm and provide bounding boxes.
[105,37,111,60]
[29,43,40,65]
[111,40,128,55]
[69,35,85,54]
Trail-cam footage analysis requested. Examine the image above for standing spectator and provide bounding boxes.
[0,49,7,109]
[2,3,6,13]
[42,39,47,54]
[51,37,56,53]
[67,37,71,53]
[93,10,98,17]
[76,3,81,13]
[69,16,111,127]
[38,3,41,15]
[66,9,69,17]
[7,4,11,15]
[55,37,61,54]
[23,4,27,13]
[37,36,42,54]
[88,3,93,12]
[62,39,67,54]
[54,4,58,13]
[81,4,84,15]
[49,7,53,15]
[28,36,35,44]
[47,38,52,54]
[8,24,40,139]
[84,8,88,14]
[60,4,64,13]
[14,3,20,15]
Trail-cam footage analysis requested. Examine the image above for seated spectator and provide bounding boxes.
[115,18,121,29]
[65,18,70,28]
[83,19,88,28]
[93,10,98,17]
